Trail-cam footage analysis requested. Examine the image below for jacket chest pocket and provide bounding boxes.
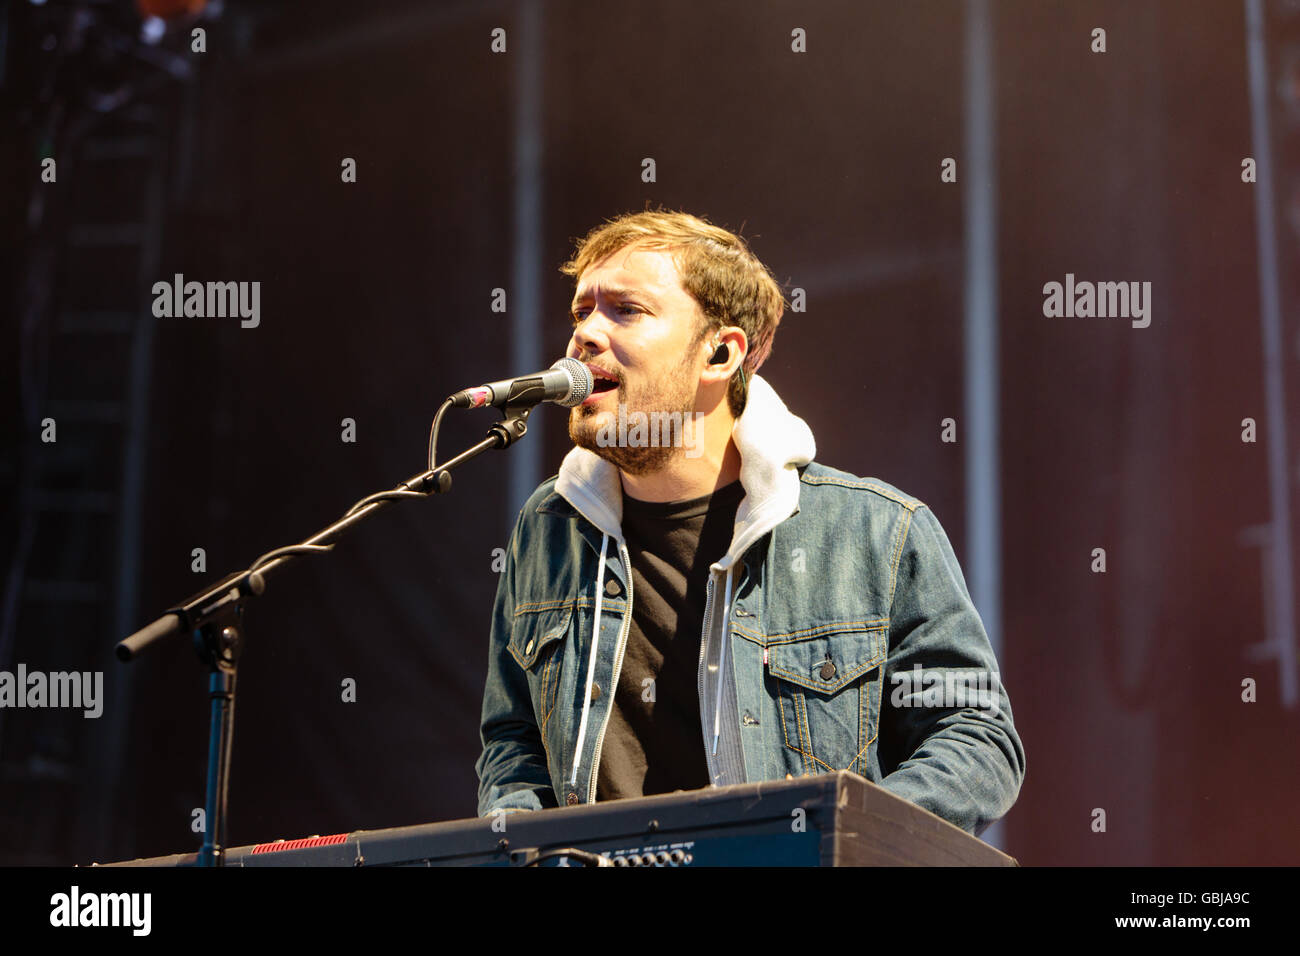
[508,602,573,737]
[764,623,888,776]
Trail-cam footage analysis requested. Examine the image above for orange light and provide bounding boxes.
[135,0,207,19]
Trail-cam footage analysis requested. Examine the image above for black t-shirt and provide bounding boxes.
[595,478,746,800]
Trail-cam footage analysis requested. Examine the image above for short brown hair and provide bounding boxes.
[560,209,785,416]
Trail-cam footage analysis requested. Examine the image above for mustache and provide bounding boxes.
[577,359,621,382]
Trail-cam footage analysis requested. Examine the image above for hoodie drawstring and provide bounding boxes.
[569,532,609,789]
[711,566,733,755]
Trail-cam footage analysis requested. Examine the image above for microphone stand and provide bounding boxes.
[116,402,535,867]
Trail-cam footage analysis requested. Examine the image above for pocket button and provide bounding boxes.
[819,660,836,681]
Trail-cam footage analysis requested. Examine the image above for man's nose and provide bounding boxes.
[568,312,610,357]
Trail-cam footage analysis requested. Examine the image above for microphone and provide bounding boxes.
[449,357,593,409]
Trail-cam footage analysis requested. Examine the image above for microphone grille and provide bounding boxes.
[552,357,592,407]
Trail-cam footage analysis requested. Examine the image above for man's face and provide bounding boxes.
[565,244,709,475]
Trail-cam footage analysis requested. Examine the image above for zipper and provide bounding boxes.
[586,539,634,804]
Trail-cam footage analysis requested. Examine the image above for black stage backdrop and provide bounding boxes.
[0,0,1295,867]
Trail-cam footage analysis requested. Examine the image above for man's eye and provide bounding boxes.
[569,303,640,324]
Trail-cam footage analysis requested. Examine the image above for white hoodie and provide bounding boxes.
[553,373,817,793]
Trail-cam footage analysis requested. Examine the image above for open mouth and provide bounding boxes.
[586,365,620,395]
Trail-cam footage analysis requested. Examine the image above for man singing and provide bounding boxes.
[475,210,1025,836]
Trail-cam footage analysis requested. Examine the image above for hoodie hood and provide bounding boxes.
[554,373,817,566]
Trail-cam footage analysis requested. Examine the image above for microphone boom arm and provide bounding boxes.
[116,401,534,868]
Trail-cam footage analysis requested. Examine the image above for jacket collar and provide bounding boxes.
[544,374,817,570]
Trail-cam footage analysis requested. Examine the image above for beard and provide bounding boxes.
[568,348,701,476]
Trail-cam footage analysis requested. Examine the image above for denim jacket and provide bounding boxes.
[475,375,1025,836]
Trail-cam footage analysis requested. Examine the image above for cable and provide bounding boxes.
[427,398,453,471]
[249,543,335,573]
[519,848,608,867]
[246,398,458,575]
[343,489,427,518]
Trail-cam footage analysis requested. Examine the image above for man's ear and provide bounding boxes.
[700,327,747,384]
